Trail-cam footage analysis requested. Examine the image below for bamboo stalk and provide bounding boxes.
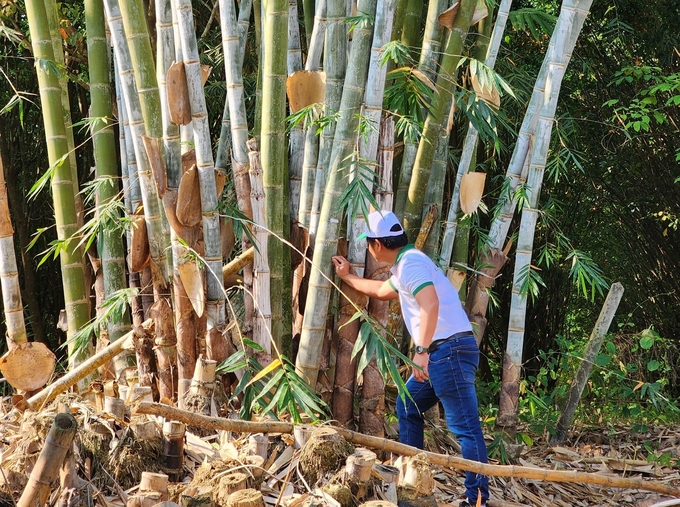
[247,140,272,355]
[133,402,680,497]
[296,0,378,387]
[27,320,152,410]
[393,0,447,218]
[0,152,27,348]
[25,0,93,376]
[296,0,326,229]
[86,0,136,377]
[176,0,225,329]
[439,0,514,267]
[261,0,291,354]
[308,0,346,236]
[17,413,78,507]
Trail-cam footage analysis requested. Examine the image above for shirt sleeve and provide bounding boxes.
[400,254,434,296]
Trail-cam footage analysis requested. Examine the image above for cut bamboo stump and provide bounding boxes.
[217,473,249,504]
[395,454,437,507]
[299,428,354,485]
[293,424,315,449]
[17,413,78,507]
[128,472,170,507]
[163,421,185,480]
[132,420,159,440]
[186,355,216,416]
[346,448,376,500]
[133,402,680,497]
[248,433,268,460]
[225,489,264,507]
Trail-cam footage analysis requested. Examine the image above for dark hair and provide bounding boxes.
[367,232,409,250]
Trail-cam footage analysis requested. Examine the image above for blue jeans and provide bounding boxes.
[396,334,489,504]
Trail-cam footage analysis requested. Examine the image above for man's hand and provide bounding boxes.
[332,256,351,279]
[412,352,429,382]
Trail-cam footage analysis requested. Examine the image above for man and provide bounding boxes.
[332,210,489,507]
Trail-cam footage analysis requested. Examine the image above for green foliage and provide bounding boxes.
[216,339,329,422]
[566,250,608,301]
[345,312,415,406]
[515,263,546,303]
[345,11,373,33]
[335,154,381,223]
[383,66,436,141]
[508,8,557,40]
[63,288,137,358]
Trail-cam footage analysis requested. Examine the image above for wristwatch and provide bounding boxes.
[415,345,429,354]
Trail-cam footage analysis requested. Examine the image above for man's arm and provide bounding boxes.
[332,256,398,300]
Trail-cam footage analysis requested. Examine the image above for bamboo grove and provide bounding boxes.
[1,0,679,437]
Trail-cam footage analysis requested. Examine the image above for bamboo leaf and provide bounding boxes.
[247,358,282,386]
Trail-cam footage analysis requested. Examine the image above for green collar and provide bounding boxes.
[395,244,416,264]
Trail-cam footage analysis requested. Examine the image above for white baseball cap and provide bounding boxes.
[357,210,405,240]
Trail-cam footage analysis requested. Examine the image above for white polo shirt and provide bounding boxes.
[389,245,472,345]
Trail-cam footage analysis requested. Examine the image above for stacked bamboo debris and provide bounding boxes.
[1,388,680,507]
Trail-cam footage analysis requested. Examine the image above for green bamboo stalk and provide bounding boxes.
[303,0,314,47]
[347,0,396,275]
[85,0,136,375]
[262,0,291,354]
[400,0,422,60]
[393,0,447,218]
[309,0,346,236]
[0,151,27,347]
[439,0,514,267]
[44,0,80,205]
[500,0,593,434]
[296,0,377,387]
[288,0,304,222]
[176,0,226,328]
[297,0,327,228]
[402,0,476,240]
[25,0,92,371]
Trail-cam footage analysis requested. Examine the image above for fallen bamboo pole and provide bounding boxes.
[17,413,78,507]
[27,320,153,411]
[222,246,254,281]
[134,402,680,497]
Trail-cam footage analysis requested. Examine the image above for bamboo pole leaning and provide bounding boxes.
[499,0,594,434]
[27,320,153,411]
[552,282,625,445]
[17,413,78,507]
[133,402,680,498]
